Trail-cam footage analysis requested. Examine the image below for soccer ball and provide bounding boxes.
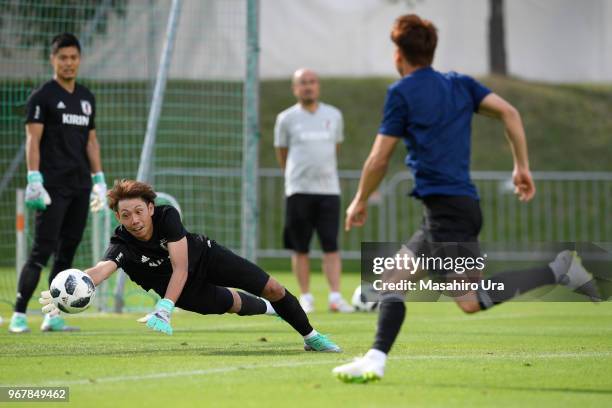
[49,269,96,314]
[351,283,380,312]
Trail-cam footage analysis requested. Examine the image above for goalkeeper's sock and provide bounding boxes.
[303,329,319,340]
[236,291,268,316]
[15,260,44,313]
[477,265,556,310]
[264,299,276,315]
[271,289,314,336]
[372,301,406,354]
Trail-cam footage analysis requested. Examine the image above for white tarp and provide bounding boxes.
[1,0,611,82]
[260,0,612,82]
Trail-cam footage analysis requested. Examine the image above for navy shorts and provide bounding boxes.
[407,195,483,278]
[283,193,340,253]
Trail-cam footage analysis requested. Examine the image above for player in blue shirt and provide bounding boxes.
[333,14,600,383]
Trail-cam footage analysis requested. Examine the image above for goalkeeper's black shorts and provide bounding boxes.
[175,242,271,315]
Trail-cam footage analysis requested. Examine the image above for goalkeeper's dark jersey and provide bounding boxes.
[25,79,96,189]
[103,205,210,296]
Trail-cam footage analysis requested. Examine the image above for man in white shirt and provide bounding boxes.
[274,68,353,313]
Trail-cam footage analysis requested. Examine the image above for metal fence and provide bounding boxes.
[258,169,612,259]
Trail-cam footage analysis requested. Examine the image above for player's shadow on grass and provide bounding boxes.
[429,382,612,395]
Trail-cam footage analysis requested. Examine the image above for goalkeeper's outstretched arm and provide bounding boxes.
[39,261,117,315]
[85,261,118,286]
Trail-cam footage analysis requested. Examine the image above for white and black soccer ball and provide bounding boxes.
[49,269,96,314]
[351,283,380,312]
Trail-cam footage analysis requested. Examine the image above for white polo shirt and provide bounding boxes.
[274,102,344,196]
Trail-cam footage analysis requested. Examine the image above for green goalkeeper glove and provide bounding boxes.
[25,171,51,211]
[146,298,174,335]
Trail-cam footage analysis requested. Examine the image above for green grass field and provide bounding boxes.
[1,271,611,408]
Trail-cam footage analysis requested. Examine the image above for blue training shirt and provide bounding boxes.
[378,66,491,200]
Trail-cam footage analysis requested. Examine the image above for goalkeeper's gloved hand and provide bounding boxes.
[38,290,59,316]
[25,171,51,211]
[90,172,107,212]
[146,298,174,335]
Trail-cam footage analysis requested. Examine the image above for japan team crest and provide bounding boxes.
[80,100,92,116]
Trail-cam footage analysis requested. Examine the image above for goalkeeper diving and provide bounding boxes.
[40,179,341,352]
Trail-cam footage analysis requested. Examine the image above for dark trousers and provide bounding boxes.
[15,187,90,312]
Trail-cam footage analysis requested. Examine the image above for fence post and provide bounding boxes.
[114,0,183,313]
[241,0,260,262]
[15,189,25,282]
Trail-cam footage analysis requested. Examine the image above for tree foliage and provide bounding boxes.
[0,0,128,56]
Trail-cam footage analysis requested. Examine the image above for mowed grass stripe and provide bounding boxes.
[2,351,609,387]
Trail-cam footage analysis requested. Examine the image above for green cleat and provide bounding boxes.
[335,371,382,384]
[303,333,342,352]
[41,315,79,332]
[8,314,30,334]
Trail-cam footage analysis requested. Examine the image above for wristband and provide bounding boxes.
[27,171,43,184]
[92,172,106,185]
[158,298,175,313]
